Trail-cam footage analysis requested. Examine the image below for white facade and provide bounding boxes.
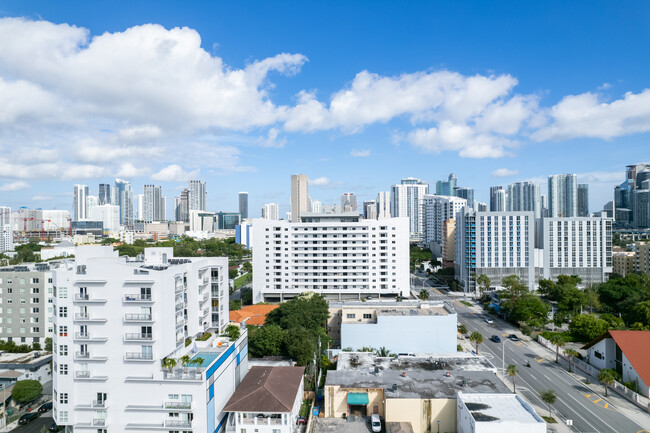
[89,205,121,234]
[543,216,613,284]
[506,181,541,219]
[73,184,88,222]
[548,174,578,217]
[85,195,99,220]
[189,180,207,212]
[390,178,429,241]
[251,216,410,303]
[290,174,309,223]
[262,203,280,220]
[376,192,390,219]
[457,393,545,433]
[0,224,12,253]
[52,246,242,432]
[40,241,75,260]
[143,184,165,222]
[310,200,322,214]
[422,194,467,245]
[43,210,71,231]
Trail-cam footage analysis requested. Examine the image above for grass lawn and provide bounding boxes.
[461,300,473,307]
[542,416,557,423]
[299,399,313,418]
[234,272,252,289]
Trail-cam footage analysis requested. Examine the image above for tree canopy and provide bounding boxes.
[11,380,42,404]
[569,314,609,341]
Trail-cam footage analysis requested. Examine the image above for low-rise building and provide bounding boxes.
[327,301,457,354]
[40,241,75,261]
[0,351,52,384]
[223,366,305,433]
[230,305,279,327]
[582,330,650,397]
[324,352,508,433]
[633,241,650,274]
[612,249,635,276]
[456,392,545,433]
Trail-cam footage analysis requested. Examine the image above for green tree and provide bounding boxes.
[598,369,617,397]
[548,334,565,363]
[469,331,484,355]
[179,355,191,372]
[224,324,241,340]
[248,324,286,357]
[229,269,239,279]
[458,324,468,335]
[506,364,518,393]
[11,379,42,404]
[502,294,549,328]
[564,348,578,373]
[540,389,557,417]
[189,357,205,370]
[284,327,317,366]
[265,293,329,333]
[374,347,394,357]
[44,337,52,352]
[162,357,178,372]
[418,289,429,300]
[599,313,625,330]
[569,314,608,341]
[628,300,650,328]
[229,299,242,311]
[501,275,527,300]
[241,261,253,274]
[557,285,589,317]
[476,274,491,296]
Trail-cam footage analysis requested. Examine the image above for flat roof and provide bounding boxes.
[458,392,545,424]
[314,418,414,433]
[0,351,52,365]
[327,353,506,399]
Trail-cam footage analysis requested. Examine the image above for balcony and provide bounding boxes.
[92,400,106,408]
[74,333,107,342]
[124,352,154,361]
[74,351,107,362]
[74,294,106,303]
[124,294,152,302]
[124,313,153,322]
[164,420,191,428]
[124,333,153,341]
[164,401,192,410]
[92,419,106,427]
[74,313,106,322]
[75,351,90,359]
[75,370,90,378]
[74,371,108,381]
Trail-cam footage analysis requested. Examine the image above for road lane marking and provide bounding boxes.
[585,394,618,411]
[534,356,545,363]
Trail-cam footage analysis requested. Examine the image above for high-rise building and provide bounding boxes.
[262,203,280,220]
[613,164,650,227]
[422,194,467,246]
[310,200,322,214]
[85,195,99,220]
[391,178,429,241]
[489,187,504,211]
[363,200,377,220]
[548,174,578,217]
[239,192,249,220]
[340,193,358,213]
[290,174,309,223]
[98,183,111,205]
[73,184,89,221]
[441,218,456,268]
[376,191,390,219]
[89,204,121,233]
[453,187,475,209]
[42,210,71,231]
[52,246,245,432]
[136,194,144,221]
[0,206,11,253]
[507,181,541,218]
[189,180,207,212]
[631,188,650,228]
[436,173,457,196]
[175,188,190,222]
[251,215,409,302]
[115,179,134,226]
[143,185,164,222]
[578,184,590,217]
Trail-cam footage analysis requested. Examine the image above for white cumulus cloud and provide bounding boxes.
[0,181,30,191]
[350,149,371,157]
[491,168,519,177]
[151,164,200,182]
[309,177,330,186]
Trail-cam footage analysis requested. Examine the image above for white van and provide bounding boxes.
[371,414,381,433]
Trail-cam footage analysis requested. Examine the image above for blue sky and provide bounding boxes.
[0,0,649,216]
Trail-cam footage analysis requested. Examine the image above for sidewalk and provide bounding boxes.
[0,420,18,432]
[529,336,650,429]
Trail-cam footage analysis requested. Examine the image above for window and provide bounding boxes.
[31,298,39,304]
[59,345,68,356]
[59,393,68,404]
[58,411,68,422]
[363,314,372,319]
[59,326,68,337]
[58,307,67,318]
[346,314,356,319]
[59,364,68,375]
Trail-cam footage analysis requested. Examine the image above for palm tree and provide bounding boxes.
[506,364,518,393]
[189,357,205,372]
[540,390,557,417]
[457,324,468,335]
[598,369,616,397]
[374,347,393,357]
[180,355,191,373]
[162,357,177,373]
[476,274,491,297]
[419,289,430,300]
[548,334,566,363]
[469,331,484,355]
[564,348,578,373]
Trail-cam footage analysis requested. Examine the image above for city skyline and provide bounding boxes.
[0,2,649,216]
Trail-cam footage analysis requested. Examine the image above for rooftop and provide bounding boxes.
[314,418,414,433]
[0,351,52,365]
[458,392,545,424]
[223,366,305,413]
[582,330,650,386]
[230,304,279,326]
[327,353,506,399]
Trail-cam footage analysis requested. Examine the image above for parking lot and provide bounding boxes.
[10,415,53,432]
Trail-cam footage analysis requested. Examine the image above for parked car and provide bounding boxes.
[297,417,306,425]
[490,335,501,343]
[18,412,40,425]
[49,422,65,432]
[371,414,382,433]
[508,334,519,341]
[38,401,53,413]
[484,317,494,324]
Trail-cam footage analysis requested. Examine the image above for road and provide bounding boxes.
[413,274,648,433]
[11,415,55,433]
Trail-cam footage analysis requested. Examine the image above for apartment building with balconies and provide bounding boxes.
[52,245,248,432]
[251,214,409,303]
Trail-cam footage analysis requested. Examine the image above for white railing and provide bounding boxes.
[124,313,152,321]
[124,294,152,302]
[164,401,191,409]
[125,352,153,360]
[165,420,191,428]
[124,333,153,341]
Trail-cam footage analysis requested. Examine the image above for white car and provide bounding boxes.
[484,318,494,324]
[371,414,382,433]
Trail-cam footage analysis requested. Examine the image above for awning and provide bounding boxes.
[347,392,369,405]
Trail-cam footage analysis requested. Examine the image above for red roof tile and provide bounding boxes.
[609,330,650,386]
[229,304,279,326]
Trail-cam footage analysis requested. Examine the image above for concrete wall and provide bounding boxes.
[622,353,650,397]
[324,386,385,418]
[385,398,456,433]
[341,312,457,354]
[586,338,617,371]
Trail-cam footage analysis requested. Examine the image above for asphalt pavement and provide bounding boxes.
[10,416,53,433]
[411,274,649,433]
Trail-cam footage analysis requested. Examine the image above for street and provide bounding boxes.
[10,416,53,433]
[412,274,649,433]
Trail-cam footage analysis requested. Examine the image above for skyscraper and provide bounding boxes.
[310,200,322,214]
[239,192,249,219]
[262,203,280,220]
[98,183,111,205]
[391,177,429,241]
[453,186,475,209]
[507,181,541,218]
[291,174,309,223]
[489,186,503,211]
[73,184,89,221]
[436,173,457,196]
[340,193,358,213]
[578,184,589,217]
[189,180,207,212]
[376,191,391,219]
[363,200,377,219]
[85,195,99,220]
[175,188,190,222]
[143,184,164,222]
[548,174,578,217]
[115,178,134,226]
